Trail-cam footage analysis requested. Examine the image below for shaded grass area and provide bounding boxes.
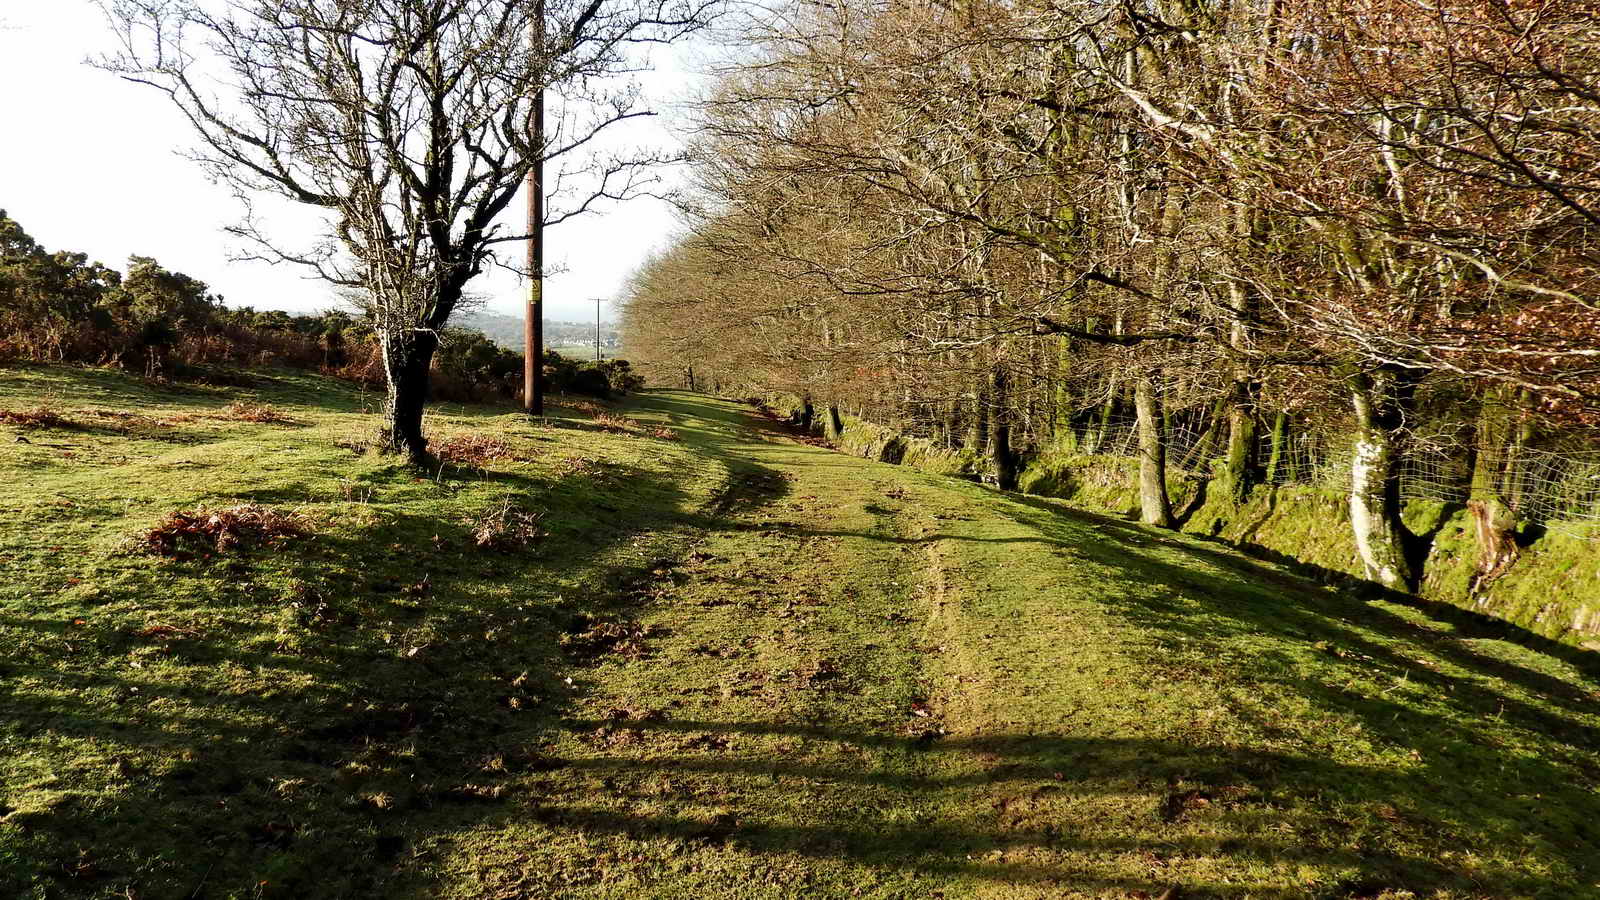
[2,369,1598,898]
[0,365,766,898]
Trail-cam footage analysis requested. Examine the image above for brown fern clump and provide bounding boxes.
[223,401,296,424]
[81,408,184,430]
[221,401,299,425]
[0,405,70,428]
[554,399,605,416]
[437,433,524,466]
[467,498,545,551]
[586,412,677,441]
[589,411,643,435]
[139,504,309,557]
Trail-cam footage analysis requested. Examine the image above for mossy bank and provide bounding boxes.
[1025,453,1600,651]
[784,401,1600,652]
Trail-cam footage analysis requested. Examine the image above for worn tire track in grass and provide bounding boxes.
[433,393,953,897]
[435,391,1600,900]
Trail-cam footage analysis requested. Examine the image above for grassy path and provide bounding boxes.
[430,391,1600,899]
[2,372,1598,898]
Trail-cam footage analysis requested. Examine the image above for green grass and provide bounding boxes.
[2,364,1598,898]
[1020,449,1600,651]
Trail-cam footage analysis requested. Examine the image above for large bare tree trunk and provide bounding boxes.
[1135,374,1176,527]
[1348,369,1417,591]
[381,329,440,466]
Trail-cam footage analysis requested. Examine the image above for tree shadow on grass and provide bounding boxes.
[630,481,1599,896]
[9,394,1594,898]
[0,441,790,898]
[351,713,1558,898]
[1007,493,1600,693]
[424,440,1593,897]
[789,486,1600,717]
[959,492,1600,892]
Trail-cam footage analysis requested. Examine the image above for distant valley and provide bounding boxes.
[456,309,621,357]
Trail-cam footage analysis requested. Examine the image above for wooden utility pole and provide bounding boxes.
[594,297,603,362]
[523,0,546,415]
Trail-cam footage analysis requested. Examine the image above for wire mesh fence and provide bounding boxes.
[1511,448,1600,526]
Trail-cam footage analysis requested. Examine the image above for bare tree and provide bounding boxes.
[98,0,712,462]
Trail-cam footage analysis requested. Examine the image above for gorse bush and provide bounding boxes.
[0,210,634,403]
[540,353,643,399]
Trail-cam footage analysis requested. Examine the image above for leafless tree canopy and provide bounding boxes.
[624,0,1600,589]
[99,0,714,460]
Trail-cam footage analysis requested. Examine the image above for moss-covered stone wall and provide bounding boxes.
[833,415,982,478]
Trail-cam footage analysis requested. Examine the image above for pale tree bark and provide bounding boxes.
[824,403,845,440]
[1348,368,1418,591]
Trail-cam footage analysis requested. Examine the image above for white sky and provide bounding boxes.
[0,2,703,323]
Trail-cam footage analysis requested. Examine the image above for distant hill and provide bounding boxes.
[454,310,525,349]
[456,309,621,355]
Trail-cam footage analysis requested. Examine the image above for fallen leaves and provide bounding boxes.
[137,623,199,640]
[793,658,845,690]
[557,455,605,478]
[435,782,507,804]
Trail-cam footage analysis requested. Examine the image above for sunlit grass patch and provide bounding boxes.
[1,365,1596,899]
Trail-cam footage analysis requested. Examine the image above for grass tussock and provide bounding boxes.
[137,503,310,557]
